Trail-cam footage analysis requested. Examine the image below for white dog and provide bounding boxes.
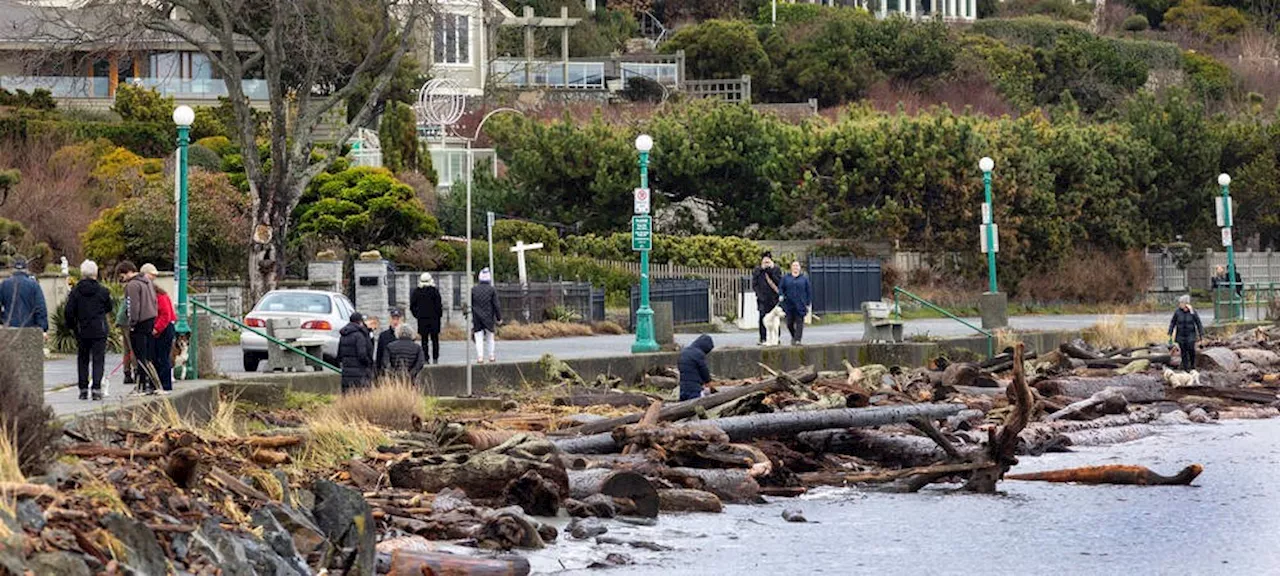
[1163,367,1200,388]
[172,336,190,381]
[763,305,786,346]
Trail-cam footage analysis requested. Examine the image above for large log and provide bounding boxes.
[1033,374,1165,403]
[658,489,723,513]
[388,550,531,576]
[389,451,569,500]
[557,367,819,436]
[1235,348,1280,368]
[566,470,659,518]
[552,392,654,408]
[1167,386,1278,404]
[1197,347,1240,372]
[1044,388,1128,421]
[795,429,979,468]
[553,403,966,454]
[666,467,759,503]
[1062,424,1156,446]
[1006,464,1202,486]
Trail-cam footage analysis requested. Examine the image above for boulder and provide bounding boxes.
[16,498,45,532]
[312,480,376,576]
[260,503,331,568]
[27,552,91,576]
[252,507,312,576]
[1234,348,1280,369]
[102,513,168,576]
[1197,347,1240,372]
[191,518,305,576]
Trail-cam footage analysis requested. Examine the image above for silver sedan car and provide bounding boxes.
[239,289,356,372]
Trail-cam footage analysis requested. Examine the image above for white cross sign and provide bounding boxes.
[509,240,544,287]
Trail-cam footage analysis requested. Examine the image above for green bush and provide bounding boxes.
[561,234,762,268]
[1123,14,1150,31]
[620,76,667,103]
[191,106,228,141]
[1128,0,1172,27]
[957,34,1041,111]
[0,88,55,110]
[194,136,236,157]
[660,19,771,81]
[111,84,174,124]
[27,119,171,157]
[187,144,223,172]
[754,1,829,24]
[493,220,560,252]
[378,101,417,173]
[1163,0,1249,44]
[1183,50,1236,101]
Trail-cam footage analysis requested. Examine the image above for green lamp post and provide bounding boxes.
[1219,172,1240,321]
[979,156,997,293]
[631,134,659,354]
[173,105,195,377]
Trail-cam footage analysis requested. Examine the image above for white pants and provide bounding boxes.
[473,330,496,361]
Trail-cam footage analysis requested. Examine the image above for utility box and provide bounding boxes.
[652,301,675,346]
[354,260,392,327]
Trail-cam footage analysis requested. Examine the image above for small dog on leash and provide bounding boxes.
[1163,367,1201,388]
[763,305,786,346]
[173,335,190,381]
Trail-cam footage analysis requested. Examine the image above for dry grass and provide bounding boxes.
[1085,315,1167,350]
[321,378,424,431]
[590,320,626,335]
[136,393,242,440]
[297,412,389,470]
[0,422,23,484]
[441,325,468,341]
[995,328,1024,351]
[498,321,595,340]
[77,478,129,517]
[243,467,284,502]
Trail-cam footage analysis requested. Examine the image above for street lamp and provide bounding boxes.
[979,156,997,294]
[631,134,659,354]
[173,104,194,378]
[1218,172,1240,321]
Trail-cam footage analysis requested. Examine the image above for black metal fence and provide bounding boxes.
[808,257,882,315]
[495,282,604,323]
[630,278,711,328]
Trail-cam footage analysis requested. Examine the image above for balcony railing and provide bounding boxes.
[0,76,270,100]
[489,53,683,91]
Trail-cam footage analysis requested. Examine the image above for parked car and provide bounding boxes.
[239,289,356,372]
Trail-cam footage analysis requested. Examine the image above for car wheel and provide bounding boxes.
[243,352,263,373]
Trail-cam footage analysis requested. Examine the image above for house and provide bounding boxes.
[424,0,519,97]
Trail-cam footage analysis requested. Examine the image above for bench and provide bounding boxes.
[266,318,326,372]
[862,301,903,343]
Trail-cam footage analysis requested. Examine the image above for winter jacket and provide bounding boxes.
[780,273,812,318]
[383,338,426,378]
[1168,307,1204,342]
[470,282,501,333]
[154,292,176,334]
[678,334,715,401]
[752,265,783,310]
[124,274,157,328]
[338,322,374,382]
[0,271,47,331]
[1212,271,1244,297]
[410,286,443,334]
[64,278,112,340]
[376,326,399,374]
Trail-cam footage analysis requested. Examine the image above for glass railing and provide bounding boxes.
[489,60,605,89]
[0,76,269,100]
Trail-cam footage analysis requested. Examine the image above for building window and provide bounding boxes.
[434,13,471,65]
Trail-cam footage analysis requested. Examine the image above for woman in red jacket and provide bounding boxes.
[153,285,177,393]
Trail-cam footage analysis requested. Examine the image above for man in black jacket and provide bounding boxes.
[751,253,782,346]
[410,273,443,364]
[338,312,374,392]
[384,324,426,380]
[375,308,404,376]
[64,260,113,401]
[1168,295,1204,371]
[678,334,715,401]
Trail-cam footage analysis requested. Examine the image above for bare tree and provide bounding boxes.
[54,0,434,299]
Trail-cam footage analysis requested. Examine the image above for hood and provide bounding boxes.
[340,322,366,336]
[73,278,102,295]
[129,274,153,286]
[691,334,714,354]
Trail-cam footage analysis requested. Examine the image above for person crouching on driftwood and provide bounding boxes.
[1168,294,1204,371]
[678,334,715,401]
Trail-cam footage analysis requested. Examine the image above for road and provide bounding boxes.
[42,312,1191,387]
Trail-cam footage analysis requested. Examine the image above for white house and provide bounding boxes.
[423,0,517,97]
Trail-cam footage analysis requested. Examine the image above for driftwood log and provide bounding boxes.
[962,342,1034,493]
[1044,388,1128,421]
[553,403,966,454]
[657,489,723,513]
[1034,374,1165,403]
[387,550,531,576]
[795,429,980,468]
[566,470,659,518]
[558,367,819,436]
[1006,464,1203,486]
[389,438,569,500]
[552,392,654,408]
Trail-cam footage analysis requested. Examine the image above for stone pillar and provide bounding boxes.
[353,260,391,328]
[0,328,43,406]
[308,260,343,293]
[910,0,917,19]
[197,314,215,377]
[980,292,1008,331]
[652,301,675,347]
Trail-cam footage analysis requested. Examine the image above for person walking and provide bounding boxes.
[338,312,374,392]
[678,334,715,401]
[376,308,404,377]
[64,260,113,401]
[471,268,501,364]
[752,253,782,346]
[410,273,443,364]
[780,260,812,346]
[383,324,426,380]
[1168,295,1204,371]
[117,261,158,394]
[0,258,48,334]
[152,285,177,394]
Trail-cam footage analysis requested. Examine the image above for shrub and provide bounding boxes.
[1016,250,1153,304]
[111,83,175,124]
[1163,0,1249,44]
[378,101,418,173]
[498,320,594,340]
[1123,14,1150,31]
[493,220,560,252]
[321,379,423,430]
[187,144,223,172]
[190,106,228,141]
[1128,0,1172,27]
[660,19,771,81]
[620,76,667,103]
[560,233,761,268]
[194,135,236,157]
[0,88,55,111]
[1183,51,1236,101]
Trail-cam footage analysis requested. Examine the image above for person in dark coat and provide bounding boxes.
[410,273,443,364]
[1168,294,1204,371]
[64,260,113,400]
[752,253,783,346]
[0,258,48,333]
[1211,265,1244,298]
[338,312,374,392]
[152,285,177,393]
[375,308,404,376]
[383,324,426,380]
[118,261,158,395]
[779,260,812,346]
[678,334,715,401]
[471,268,501,363]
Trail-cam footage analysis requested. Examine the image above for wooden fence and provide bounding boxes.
[537,256,750,319]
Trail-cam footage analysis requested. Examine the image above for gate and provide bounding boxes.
[808,257,882,315]
[630,278,711,328]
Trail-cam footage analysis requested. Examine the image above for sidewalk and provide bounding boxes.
[48,379,223,419]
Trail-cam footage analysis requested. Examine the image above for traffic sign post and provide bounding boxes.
[632,136,659,353]
[1219,173,1240,321]
[634,187,651,215]
[632,216,652,251]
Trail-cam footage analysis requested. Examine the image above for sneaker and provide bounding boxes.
[157,390,170,396]
[91,390,103,401]
[757,341,766,346]
[78,390,88,400]
[489,356,496,363]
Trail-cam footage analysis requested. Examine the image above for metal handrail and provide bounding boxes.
[191,299,341,373]
[1213,282,1276,324]
[891,286,994,358]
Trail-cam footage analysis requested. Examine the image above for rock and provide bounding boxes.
[0,508,26,574]
[431,488,472,513]
[588,552,634,568]
[1188,408,1213,423]
[252,507,312,576]
[595,536,670,551]
[569,518,608,540]
[261,504,331,566]
[192,518,305,576]
[504,470,563,517]
[294,488,316,511]
[615,516,658,527]
[171,532,191,561]
[657,489,723,513]
[27,552,91,576]
[1116,359,1150,375]
[582,493,619,517]
[1068,359,1087,369]
[1197,347,1240,372]
[1155,410,1192,426]
[475,507,546,550]
[16,498,45,532]
[1235,348,1280,368]
[312,480,376,576]
[782,509,808,523]
[102,513,168,576]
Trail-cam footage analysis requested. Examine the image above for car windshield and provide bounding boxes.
[256,292,332,314]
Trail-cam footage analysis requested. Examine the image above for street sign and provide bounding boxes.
[632,216,653,251]
[1222,227,1233,247]
[634,187,651,215]
[981,202,991,225]
[1216,197,1234,228]
[980,224,999,254]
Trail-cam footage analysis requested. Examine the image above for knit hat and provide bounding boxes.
[419,272,434,287]
[350,312,364,323]
[12,258,26,271]
[479,268,492,283]
[140,263,159,276]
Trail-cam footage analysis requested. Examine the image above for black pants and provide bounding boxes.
[1178,339,1197,370]
[422,332,440,364]
[76,337,106,391]
[786,312,805,343]
[757,301,775,342]
[154,324,176,391]
[130,322,157,392]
